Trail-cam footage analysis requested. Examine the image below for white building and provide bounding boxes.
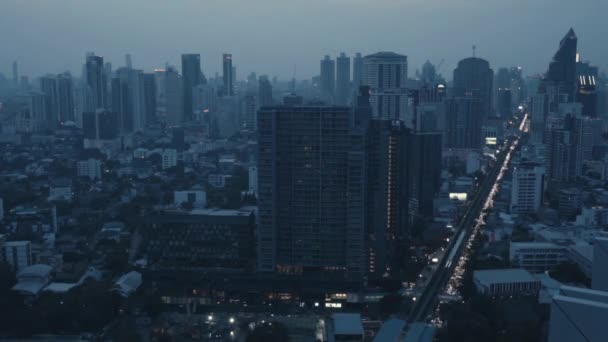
[363,52,409,121]
[174,190,207,208]
[161,149,178,170]
[473,269,541,297]
[2,241,32,272]
[77,158,102,180]
[248,166,258,194]
[510,162,545,215]
[548,285,608,342]
[592,237,608,292]
[510,242,567,272]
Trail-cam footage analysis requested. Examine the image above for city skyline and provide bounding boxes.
[1,0,607,79]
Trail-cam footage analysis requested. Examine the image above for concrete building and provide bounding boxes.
[453,57,494,118]
[146,208,256,271]
[548,285,608,342]
[510,242,567,272]
[510,162,545,215]
[181,54,202,122]
[363,52,409,120]
[473,269,541,297]
[320,55,336,103]
[222,53,234,96]
[76,158,102,180]
[335,52,351,105]
[257,106,366,279]
[2,241,32,272]
[248,166,258,195]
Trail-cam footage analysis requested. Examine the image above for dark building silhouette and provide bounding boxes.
[57,72,75,123]
[407,131,442,222]
[453,57,493,118]
[222,53,234,96]
[543,28,578,100]
[143,73,157,125]
[320,55,336,103]
[352,53,364,90]
[258,76,273,107]
[181,54,202,121]
[84,53,108,111]
[335,53,351,105]
[257,105,365,280]
[445,97,483,148]
[40,76,59,128]
[83,110,118,140]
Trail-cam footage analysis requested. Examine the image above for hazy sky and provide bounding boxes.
[1,0,606,80]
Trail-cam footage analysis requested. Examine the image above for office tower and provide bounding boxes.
[258,76,273,107]
[156,66,182,125]
[546,117,578,183]
[12,61,18,86]
[407,131,442,221]
[530,93,548,144]
[112,68,139,133]
[495,67,512,117]
[192,83,218,117]
[320,55,336,103]
[415,85,446,132]
[543,28,578,100]
[241,94,257,131]
[181,54,202,121]
[547,285,608,342]
[40,75,59,128]
[453,57,494,118]
[84,53,108,111]
[576,75,598,117]
[444,97,483,148]
[574,116,602,163]
[510,162,545,215]
[365,120,409,276]
[352,86,372,130]
[257,106,365,279]
[222,53,234,96]
[335,53,351,105]
[142,73,157,125]
[57,72,75,123]
[363,52,408,120]
[420,60,438,84]
[352,53,364,89]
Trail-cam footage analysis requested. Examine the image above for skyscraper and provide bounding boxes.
[510,162,545,215]
[352,53,364,90]
[445,97,483,149]
[363,52,409,120]
[453,57,494,118]
[365,119,409,277]
[84,53,108,111]
[335,53,351,105]
[40,75,59,128]
[142,73,157,125]
[320,55,336,103]
[407,131,442,221]
[83,109,119,141]
[112,67,145,133]
[258,76,273,107]
[257,106,366,280]
[181,54,202,122]
[222,53,234,96]
[57,72,75,123]
[544,28,578,100]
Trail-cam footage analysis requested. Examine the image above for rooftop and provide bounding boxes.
[474,268,537,284]
[373,318,405,342]
[332,313,363,336]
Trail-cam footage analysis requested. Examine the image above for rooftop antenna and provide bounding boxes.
[472,45,477,58]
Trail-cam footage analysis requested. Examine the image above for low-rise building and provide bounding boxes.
[473,268,541,297]
[509,242,568,272]
[2,240,32,272]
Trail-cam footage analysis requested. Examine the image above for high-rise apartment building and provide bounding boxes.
[181,54,202,121]
[335,53,351,105]
[257,106,366,280]
[222,53,234,96]
[510,162,545,215]
[363,52,409,120]
[320,55,336,103]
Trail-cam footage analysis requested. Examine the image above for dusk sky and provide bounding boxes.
[1,0,606,80]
